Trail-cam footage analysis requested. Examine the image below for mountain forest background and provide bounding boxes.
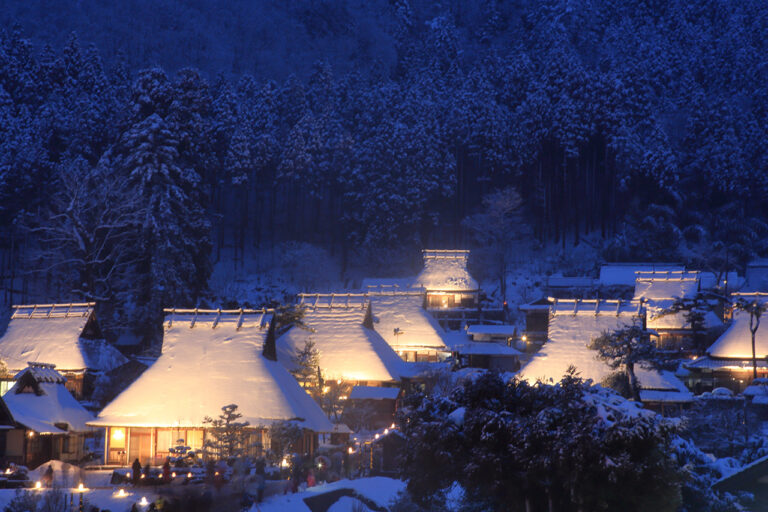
[1,0,767,343]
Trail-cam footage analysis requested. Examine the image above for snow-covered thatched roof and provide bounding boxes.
[3,363,93,434]
[518,299,643,384]
[367,291,448,351]
[90,309,333,432]
[646,307,722,331]
[633,272,723,331]
[517,299,690,402]
[278,297,409,383]
[706,302,768,360]
[633,271,700,300]
[414,250,479,292]
[0,303,127,373]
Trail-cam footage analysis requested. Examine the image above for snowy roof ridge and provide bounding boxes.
[366,288,424,297]
[298,293,369,310]
[548,298,643,316]
[16,362,67,384]
[163,308,273,330]
[634,270,700,281]
[11,303,94,320]
[422,249,470,260]
[731,292,768,299]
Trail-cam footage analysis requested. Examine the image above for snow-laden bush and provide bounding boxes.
[396,370,744,511]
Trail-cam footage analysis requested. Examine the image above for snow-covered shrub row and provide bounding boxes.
[396,371,744,511]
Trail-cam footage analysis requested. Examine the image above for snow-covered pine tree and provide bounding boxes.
[589,323,660,401]
[107,111,211,342]
[203,404,251,462]
[291,338,321,392]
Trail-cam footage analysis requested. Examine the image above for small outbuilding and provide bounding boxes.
[0,363,94,468]
[344,386,401,431]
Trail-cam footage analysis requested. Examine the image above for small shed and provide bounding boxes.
[371,430,405,476]
[448,341,522,372]
[344,386,401,431]
[466,324,518,343]
[0,303,127,398]
[519,298,551,344]
[0,363,94,468]
[414,250,479,310]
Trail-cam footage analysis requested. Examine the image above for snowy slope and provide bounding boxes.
[91,312,332,431]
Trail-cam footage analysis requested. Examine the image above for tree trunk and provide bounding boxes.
[627,363,641,401]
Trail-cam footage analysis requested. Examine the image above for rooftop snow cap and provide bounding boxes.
[414,250,479,292]
[366,290,449,351]
[633,271,700,300]
[0,303,126,372]
[90,309,333,432]
[4,362,94,434]
[278,295,410,382]
[516,299,690,403]
[707,293,768,360]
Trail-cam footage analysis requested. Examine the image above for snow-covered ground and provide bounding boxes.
[252,477,405,512]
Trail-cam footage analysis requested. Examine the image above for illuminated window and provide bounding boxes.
[110,428,126,449]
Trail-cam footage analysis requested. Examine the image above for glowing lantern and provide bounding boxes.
[34,481,42,489]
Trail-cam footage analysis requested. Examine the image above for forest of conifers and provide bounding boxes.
[0,0,767,340]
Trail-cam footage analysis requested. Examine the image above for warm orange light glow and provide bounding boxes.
[187,472,192,479]
[27,431,34,438]
[110,427,126,448]
[171,472,176,478]
[34,481,41,489]
[348,447,354,454]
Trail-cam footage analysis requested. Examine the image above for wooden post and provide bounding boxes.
[190,308,199,328]
[212,308,222,329]
[236,308,244,331]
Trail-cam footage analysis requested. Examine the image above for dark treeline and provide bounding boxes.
[1,0,768,341]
